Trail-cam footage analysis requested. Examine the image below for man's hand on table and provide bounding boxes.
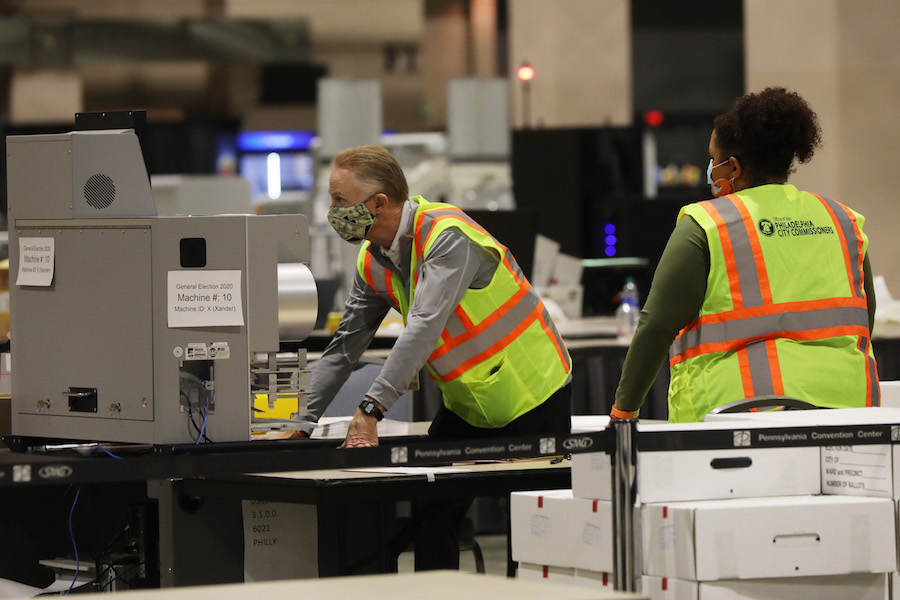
[340,407,380,448]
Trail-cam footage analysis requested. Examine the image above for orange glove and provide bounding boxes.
[609,405,637,420]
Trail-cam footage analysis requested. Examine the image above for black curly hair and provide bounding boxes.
[713,87,822,186]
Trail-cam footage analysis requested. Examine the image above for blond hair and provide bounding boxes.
[332,145,409,205]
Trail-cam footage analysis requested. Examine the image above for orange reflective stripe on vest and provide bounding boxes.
[361,250,401,311]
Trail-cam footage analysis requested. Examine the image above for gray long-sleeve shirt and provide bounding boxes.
[306,199,499,423]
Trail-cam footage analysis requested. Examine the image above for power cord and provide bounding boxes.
[64,446,123,595]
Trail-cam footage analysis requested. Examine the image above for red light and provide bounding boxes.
[644,109,664,127]
[517,64,535,82]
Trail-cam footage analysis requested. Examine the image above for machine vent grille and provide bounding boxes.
[84,173,116,209]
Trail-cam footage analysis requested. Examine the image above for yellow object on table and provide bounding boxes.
[252,394,300,420]
[326,311,343,335]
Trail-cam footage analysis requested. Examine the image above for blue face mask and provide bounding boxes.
[706,158,729,185]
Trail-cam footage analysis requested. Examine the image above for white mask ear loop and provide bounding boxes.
[707,158,730,185]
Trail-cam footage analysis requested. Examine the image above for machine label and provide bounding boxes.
[38,465,73,480]
[167,270,245,328]
[821,445,892,496]
[209,342,230,359]
[182,342,230,361]
[16,237,55,286]
[12,464,31,483]
[185,343,209,360]
[242,500,317,581]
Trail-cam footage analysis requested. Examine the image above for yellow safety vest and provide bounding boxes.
[669,185,879,422]
[357,197,572,428]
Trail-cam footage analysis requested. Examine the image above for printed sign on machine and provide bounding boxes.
[167,270,244,328]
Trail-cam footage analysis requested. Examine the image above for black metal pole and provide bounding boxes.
[610,418,638,591]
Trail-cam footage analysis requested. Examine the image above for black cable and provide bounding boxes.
[96,561,145,591]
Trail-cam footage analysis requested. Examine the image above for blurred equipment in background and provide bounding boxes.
[446,77,514,212]
[151,174,253,216]
[512,126,713,316]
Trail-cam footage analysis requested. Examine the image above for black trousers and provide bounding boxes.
[412,384,572,571]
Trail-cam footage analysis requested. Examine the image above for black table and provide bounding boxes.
[156,459,572,586]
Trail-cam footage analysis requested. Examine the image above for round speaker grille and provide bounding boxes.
[84,173,116,209]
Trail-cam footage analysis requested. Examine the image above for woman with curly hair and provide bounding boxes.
[611,87,879,422]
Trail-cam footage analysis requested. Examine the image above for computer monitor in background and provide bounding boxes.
[235,130,316,207]
[464,208,537,282]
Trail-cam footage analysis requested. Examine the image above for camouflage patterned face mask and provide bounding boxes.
[327,194,378,244]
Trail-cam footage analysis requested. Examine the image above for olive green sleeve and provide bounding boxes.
[614,215,709,412]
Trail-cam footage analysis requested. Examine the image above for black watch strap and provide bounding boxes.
[359,399,384,421]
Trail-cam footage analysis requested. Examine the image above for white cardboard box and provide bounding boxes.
[760,408,900,499]
[516,563,616,591]
[641,573,888,600]
[642,495,896,581]
[702,406,900,428]
[510,489,615,572]
[572,421,821,503]
[881,381,900,409]
[702,407,900,498]
[517,562,578,584]
[574,568,616,589]
[571,414,612,433]
[518,564,620,592]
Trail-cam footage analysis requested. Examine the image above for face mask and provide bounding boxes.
[327,194,379,244]
[707,158,734,198]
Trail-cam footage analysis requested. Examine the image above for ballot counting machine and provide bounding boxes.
[6,129,318,446]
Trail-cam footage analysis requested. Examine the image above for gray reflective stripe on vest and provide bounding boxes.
[429,287,541,376]
[715,198,764,308]
[819,195,865,298]
[859,336,881,406]
[745,340,775,396]
[444,310,469,338]
[670,305,869,357]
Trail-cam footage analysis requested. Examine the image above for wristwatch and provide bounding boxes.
[359,399,384,421]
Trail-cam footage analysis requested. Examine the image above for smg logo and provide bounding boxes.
[562,436,594,451]
[38,465,73,480]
